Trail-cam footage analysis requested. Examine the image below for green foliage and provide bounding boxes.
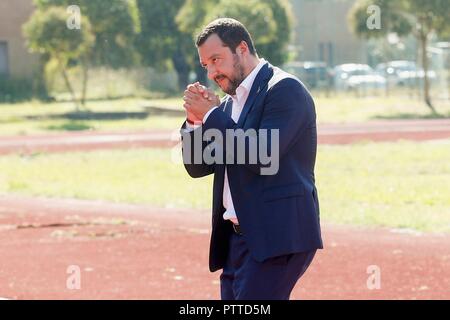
[203,0,277,45]
[24,1,140,105]
[406,0,450,39]
[176,0,214,38]
[176,0,293,66]
[23,6,95,107]
[23,0,293,95]
[23,7,94,63]
[135,0,191,70]
[0,77,34,102]
[33,0,139,68]
[348,0,450,40]
[348,0,450,112]
[135,0,194,90]
[257,0,293,65]
[348,0,412,39]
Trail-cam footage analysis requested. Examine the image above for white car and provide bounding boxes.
[333,64,386,91]
[376,60,436,87]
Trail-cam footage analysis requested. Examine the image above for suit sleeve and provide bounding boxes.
[201,78,316,175]
[180,121,215,178]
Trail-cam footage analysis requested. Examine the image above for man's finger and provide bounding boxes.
[183,96,195,106]
[186,86,214,102]
[194,83,209,95]
[206,89,217,101]
[199,86,211,99]
[197,85,205,93]
[184,91,200,101]
[185,90,201,101]
[187,84,200,94]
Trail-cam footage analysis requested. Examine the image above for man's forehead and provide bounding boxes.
[200,33,224,49]
[198,34,229,61]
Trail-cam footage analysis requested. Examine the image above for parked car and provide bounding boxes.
[375,60,436,87]
[283,61,331,89]
[333,64,386,91]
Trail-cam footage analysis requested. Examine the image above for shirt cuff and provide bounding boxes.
[185,121,201,131]
[184,106,218,131]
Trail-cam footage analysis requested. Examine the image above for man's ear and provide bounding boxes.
[238,41,248,55]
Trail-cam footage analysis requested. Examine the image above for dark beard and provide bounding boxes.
[217,54,246,95]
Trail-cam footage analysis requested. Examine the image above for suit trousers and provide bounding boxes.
[220,232,317,300]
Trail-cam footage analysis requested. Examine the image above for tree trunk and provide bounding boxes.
[419,29,437,114]
[61,66,79,111]
[382,41,390,98]
[34,55,49,100]
[171,50,190,91]
[81,61,89,107]
[194,59,208,85]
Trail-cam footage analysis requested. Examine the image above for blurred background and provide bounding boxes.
[1,0,449,107]
[0,0,449,299]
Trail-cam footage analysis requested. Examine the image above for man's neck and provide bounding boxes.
[242,56,261,78]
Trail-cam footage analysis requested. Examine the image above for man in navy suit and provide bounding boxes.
[181,18,323,300]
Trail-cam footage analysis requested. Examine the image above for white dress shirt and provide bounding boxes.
[187,58,266,225]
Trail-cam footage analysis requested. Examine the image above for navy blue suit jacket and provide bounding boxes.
[181,62,323,272]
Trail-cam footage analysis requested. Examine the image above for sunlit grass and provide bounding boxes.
[1,95,449,136]
[313,95,450,123]
[0,140,449,233]
[0,98,185,136]
[0,148,212,209]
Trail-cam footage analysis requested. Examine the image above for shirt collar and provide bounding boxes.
[234,58,266,101]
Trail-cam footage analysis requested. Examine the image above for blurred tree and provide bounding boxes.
[255,0,294,66]
[176,0,293,83]
[203,1,278,47]
[135,0,193,91]
[23,7,94,110]
[176,0,216,84]
[349,0,450,113]
[31,0,139,105]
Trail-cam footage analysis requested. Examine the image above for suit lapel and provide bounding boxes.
[237,62,273,127]
[222,97,233,117]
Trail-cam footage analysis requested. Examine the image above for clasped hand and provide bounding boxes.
[183,82,220,125]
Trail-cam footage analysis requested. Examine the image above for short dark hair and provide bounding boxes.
[196,18,257,56]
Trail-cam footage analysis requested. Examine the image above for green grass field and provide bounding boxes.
[0,96,449,136]
[0,98,184,136]
[0,140,448,233]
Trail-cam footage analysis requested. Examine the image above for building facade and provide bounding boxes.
[290,0,368,67]
[0,0,38,78]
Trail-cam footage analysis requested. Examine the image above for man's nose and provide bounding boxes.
[207,65,217,80]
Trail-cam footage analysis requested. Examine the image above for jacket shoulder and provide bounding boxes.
[267,66,312,99]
